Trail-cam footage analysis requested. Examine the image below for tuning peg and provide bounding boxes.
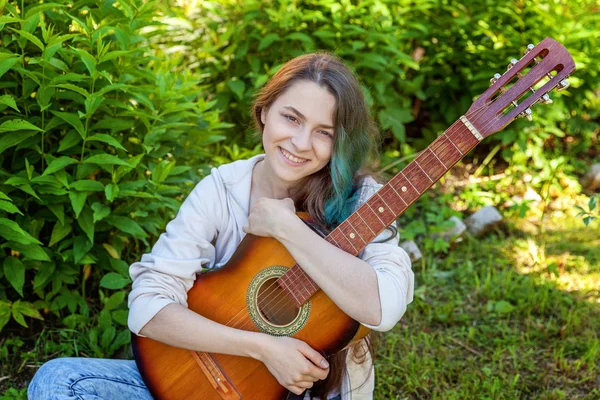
[507,58,518,70]
[540,94,552,104]
[519,108,533,121]
[524,44,535,55]
[490,73,502,84]
[556,79,570,91]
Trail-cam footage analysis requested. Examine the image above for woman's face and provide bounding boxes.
[260,79,336,185]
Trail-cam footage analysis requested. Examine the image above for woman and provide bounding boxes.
[28,52,414,400]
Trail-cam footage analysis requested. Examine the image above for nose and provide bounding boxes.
[291,128,312,152]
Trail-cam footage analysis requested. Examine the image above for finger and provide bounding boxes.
[298,345,329,369]
[288,386,306,396]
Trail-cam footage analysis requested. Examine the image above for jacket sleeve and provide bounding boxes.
[127,172,223,336]
[355,179,415,332]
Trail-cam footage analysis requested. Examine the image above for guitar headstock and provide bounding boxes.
[466,37,575,138]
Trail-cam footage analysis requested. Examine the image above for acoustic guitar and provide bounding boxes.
[132,38,575,399]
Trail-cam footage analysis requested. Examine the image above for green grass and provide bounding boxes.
[374,212,600,399]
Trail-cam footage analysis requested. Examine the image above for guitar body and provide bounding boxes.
[132,223,369,400]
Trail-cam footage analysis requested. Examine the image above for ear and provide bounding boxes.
[260,106,268,125]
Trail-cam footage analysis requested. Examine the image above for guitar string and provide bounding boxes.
[219,110,479,331]
[227,83,540,332]
[223,98,504,332]
[223,98,505,332]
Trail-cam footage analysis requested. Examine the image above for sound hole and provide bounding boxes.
[257,277,300,326]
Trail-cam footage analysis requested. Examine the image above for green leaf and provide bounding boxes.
[258,33,280,51]
[34,263,56,289]
[69,191,88,218]
[92,202,111,223]
[11,300,43,328]
[72,47,96,75]
[0,301,11,332]
[0,16,23,24]
[100,273,130,290]
[49,221,71,246]
[104,291,126,311]
[0,200,22,215]
[0,95,19,112]
[10,28,45,51]
[77,207,94,243]
[50,111,86,138]
[87,134,127,152]
[0,55,18,80]
[73,235,93,264]
[42,156,79,176]
[70,180,104,192]
[0,119,43,133]
[25,3,65,19]
[4,257,25,297]
[47,204,65,226]
[51,83,90,99]
[0,129,38,154]
[105,216,147,238]
[494,300,515,314]
[0,218,42,245]
[8,242,50,261]
[589,195,597,211]
[58,130,82,152]
[105,183,119,202]
[227,79,246,101]
[83,154,130,166]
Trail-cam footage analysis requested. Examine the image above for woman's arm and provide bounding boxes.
[275,215,383,326]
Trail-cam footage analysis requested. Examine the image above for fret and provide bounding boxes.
[389,174,419,204]
[401,170,421,195]
[347,212,376,245]
[366,192,397,225]
[339,220,367,248]
[416,148,446,181]
[278,277,301,305]
[363,202,387,230]
[388,182,408,206]
[291,268,312,299]
[434,135,463,169]
[327,234,341,248]
[450,122,479,153]
[445,132,464,155]
[416,160,434,183]
[330,228,358,254]
[403,163,430,195]
[337,228,359,253]
[429,147,448,168]
[354,210,376,237]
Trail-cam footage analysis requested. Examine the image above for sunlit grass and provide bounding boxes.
[375,211,600,399]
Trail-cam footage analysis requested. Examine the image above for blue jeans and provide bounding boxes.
[28,357,342,400]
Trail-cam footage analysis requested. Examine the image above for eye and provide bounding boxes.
[283,114,299,124]
[320,130,334,138]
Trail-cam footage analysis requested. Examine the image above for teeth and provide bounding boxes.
[280,148,307,163]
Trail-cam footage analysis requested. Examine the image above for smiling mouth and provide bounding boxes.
[279,147,309,163]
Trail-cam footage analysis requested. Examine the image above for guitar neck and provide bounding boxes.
[280,116,483,305]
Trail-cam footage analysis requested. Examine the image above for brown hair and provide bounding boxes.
[251,52,382,399]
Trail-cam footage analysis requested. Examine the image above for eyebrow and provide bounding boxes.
[283,106,335,130]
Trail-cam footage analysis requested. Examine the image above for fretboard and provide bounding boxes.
[279,118,482,307]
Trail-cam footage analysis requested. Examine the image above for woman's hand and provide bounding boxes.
[254,335,330,395]
[243,197,297,239]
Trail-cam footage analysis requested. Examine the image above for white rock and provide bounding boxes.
[581,164,600,192]
[432,216,466,242]
[465,206,503,237]
[399,240,422,262]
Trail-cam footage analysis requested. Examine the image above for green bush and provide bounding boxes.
[0,0,227,355]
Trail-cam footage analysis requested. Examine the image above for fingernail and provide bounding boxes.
[320,359,329,368]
